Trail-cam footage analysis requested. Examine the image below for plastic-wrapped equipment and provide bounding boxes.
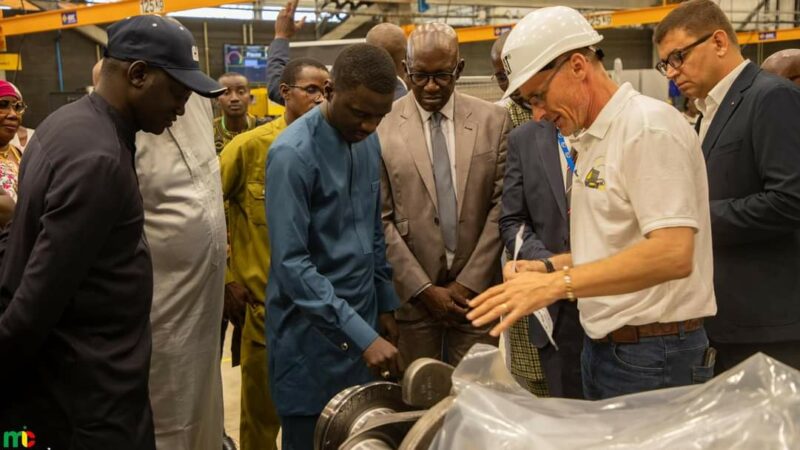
[431,344,800,449]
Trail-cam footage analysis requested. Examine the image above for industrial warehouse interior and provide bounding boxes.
[0,0,799,449]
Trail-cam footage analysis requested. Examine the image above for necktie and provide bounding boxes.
[430,111,458,252]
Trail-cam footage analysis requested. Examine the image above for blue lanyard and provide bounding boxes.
[557,133,576,175]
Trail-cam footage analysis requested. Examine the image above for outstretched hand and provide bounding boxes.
[467,271,561,337]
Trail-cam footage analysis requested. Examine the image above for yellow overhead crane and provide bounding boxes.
[0,0,246,36]
[400,3,800,46]
[1,0,799,45]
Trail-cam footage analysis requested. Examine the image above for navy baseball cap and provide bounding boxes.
[105,15,225,98]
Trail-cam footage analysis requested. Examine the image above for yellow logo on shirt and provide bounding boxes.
[584,157,606,190]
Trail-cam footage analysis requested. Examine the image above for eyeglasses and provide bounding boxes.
[525,55,570,108]
[406,65,459,87]
[491,71,508,84]
[288,84,323,96]
[0,99,26,115]
[655,33,713,76]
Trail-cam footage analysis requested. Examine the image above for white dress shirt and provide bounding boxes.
[696,60,749,142]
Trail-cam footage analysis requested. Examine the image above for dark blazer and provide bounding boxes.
[500,120,570,347]
[701,62,800,343]
[266,38,289,106]
[499,119,583,398]
[394,78,408,100]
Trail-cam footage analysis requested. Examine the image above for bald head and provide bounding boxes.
[490,31,509,66]
[407,23,459,65]
[404,23,463,112]
[762,49,800,87]
[366,23,407,75]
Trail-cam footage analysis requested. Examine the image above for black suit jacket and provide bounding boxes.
[499,120,570,348]
[701,62,800,343]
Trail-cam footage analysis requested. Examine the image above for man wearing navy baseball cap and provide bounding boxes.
[0,15,222,449]
[105,15,225,100]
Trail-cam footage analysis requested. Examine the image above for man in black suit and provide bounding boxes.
[655,0,800,370]
[499,119,584,398]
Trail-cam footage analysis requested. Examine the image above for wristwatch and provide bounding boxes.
[539,258,556,273]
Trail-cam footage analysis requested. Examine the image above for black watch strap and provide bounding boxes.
[539,258,556,273]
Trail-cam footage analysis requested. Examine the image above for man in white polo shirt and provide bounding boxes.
[468,6,717,400]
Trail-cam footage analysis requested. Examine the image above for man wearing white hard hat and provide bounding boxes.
[469,6,717,400]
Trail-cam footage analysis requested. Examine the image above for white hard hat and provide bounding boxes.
[501,6,603,100]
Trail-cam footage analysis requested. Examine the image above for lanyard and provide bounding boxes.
[557,132,576,175]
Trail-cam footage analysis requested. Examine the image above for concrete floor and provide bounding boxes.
[221,326,242,447]
[221,327,283,450]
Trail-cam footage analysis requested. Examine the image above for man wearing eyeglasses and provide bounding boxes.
[219,57,329,450]
[378,23,510,368]
[266,0,408,105]
[468,6,716,400]
[655,0,800,371]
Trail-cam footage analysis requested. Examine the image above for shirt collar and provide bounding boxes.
[89,92,136,151]
[414,92,455,123]
[696,59,749,115]
[577,82,637,142]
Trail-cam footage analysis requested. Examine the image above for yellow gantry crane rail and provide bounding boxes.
[399,5,681,42]
[2,0,800,46]
[0,0,241,36]
[584,4,677,29]
[737,27,800,44]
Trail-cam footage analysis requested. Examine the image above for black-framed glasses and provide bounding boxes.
[406,65,459,87]
[525,55,570,108]
[0,99,26,115]
[288,84,323,96]
[491,71,508,84]
[655,33,714,76]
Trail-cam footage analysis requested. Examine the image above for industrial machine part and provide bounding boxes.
[401,358,454,409]
[314,382,413,450]
[314,359,457,450]
[339,411,426,450]
[398,396,456,450]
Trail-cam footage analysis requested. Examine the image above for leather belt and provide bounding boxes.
[594,319,704,344]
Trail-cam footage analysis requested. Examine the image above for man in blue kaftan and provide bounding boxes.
[265,44,401,450]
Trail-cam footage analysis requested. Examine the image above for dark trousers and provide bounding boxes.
[581,327,712,400]
[397,314,498,368]
[537,301,585,399]
[280,415,319,450]
[710,340,800,371]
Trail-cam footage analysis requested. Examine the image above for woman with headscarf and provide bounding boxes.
[0,80,25,225]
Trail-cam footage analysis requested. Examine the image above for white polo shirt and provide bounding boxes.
[570,82,717,339]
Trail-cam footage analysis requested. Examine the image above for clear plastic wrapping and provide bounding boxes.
[431,344,800,449]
